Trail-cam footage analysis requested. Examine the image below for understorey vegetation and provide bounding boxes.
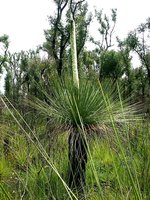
[0,0,150,199]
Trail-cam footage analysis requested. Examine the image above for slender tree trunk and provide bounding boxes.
[145,65,150,94]
[68,129,87,198]
[57,58,63,77]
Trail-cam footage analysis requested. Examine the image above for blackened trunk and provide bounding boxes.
[57,59,63,77]
[4,138,10,157]
[68,130,87,197]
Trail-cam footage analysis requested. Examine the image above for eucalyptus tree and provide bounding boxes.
[43,0,91,77]
[4,49,48,105]
[91,8,117,52]
[4,52,22,101]
[125,18,150,90]
[100,50,124,82]
[4,51,32,102]
[133,67,148,100]
[21,50,44,96]
[117,37,134,97]
[90,9,117,80]
[0,34,9,73]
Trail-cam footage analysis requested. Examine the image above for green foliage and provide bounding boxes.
[0,157,13,180]
[4,72,13,99]
[31,78,138,129]
[0,34,9,73]
[0,35,9,46]
[100,50,124,80]
[126,32,139,50]
[123,18,150,89]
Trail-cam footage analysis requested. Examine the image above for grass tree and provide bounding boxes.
[69,8,86,193]
[30,6,141,199]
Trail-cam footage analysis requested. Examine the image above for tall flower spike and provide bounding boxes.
[70,11,79,89]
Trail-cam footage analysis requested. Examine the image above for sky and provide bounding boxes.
[0,0,150,92]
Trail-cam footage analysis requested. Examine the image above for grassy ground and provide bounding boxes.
[0,110,150,199]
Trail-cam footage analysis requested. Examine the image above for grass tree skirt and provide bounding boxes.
[68,128,87,197]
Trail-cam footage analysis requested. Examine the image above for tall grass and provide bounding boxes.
[1,82,149,199]
[0,95,78,200]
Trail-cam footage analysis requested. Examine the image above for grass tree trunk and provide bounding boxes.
[69,8,87,198]
[68,129,87,197]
